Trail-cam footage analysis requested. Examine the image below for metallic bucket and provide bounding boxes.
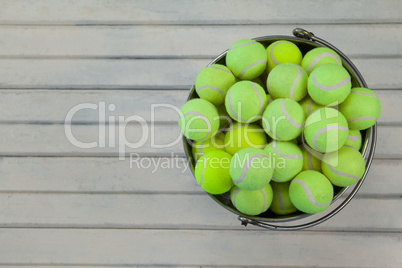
[182,28,377,230]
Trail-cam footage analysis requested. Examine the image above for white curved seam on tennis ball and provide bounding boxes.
[325,153,359,181]
[233,154,271,184]
[272,184,288,214]
[259,188,267,214]
[179,111,211,140]
[305,52,341,73]
[271,176,281,182]
[307,99,313,115]
[292,179,332,207]
[347,116,377,123]
[251,82,264,116]
[238,59,267,79]
[199,140,205,157]
[272,140,302,159]
[267,73,273,95]
[306,151,315,171]
[262,118,283,141]
[208,65,232,74]
[227,88,242,122]
[269,41,296,66]
[351,91,376,97]
[232,187,240,207]
[201,156,207,186]
[347,134,360,142]
[311,70,351,91]
[343,145,359,151]
[197,85,225,100]
[312,125,348,152]
[289,65,303,100]
[280,99,302,129]
[229,40,256,50]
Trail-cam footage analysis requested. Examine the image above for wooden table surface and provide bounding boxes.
[0,1,401,267]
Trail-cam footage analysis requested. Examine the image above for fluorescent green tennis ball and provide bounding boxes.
[322,145,366,187]
[262,98,305,141]
[338,87,381,130]
[308,63,352,106]
[224,122,268,155]
[299,95,324,118]
[344,129,362,151]
[289,170,334,214]
[230,184,273,216]
[230,147,273,191]
[301,47,342,75]
[226,39,267,80]
[216,104,232,129]
[195,64,236,105]
[269,181,298,215]
[304,107,349,153]
[267,63,308,101]
[299,144,322,172]
[192,132,226,161]
[264,141,303,182]
[266,40,302,72]
[225,81,267,123]
[194,150,232,195]
[178,98,219,141]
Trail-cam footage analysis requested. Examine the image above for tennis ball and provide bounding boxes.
[195,64,236,105]
[224,122,268,155]
[267,63,308,101]
[216,104,232,129]
[262,98,305,141]
[226,39,267,80]
[194,150,232,195]
[299,95,324,118]
[299,144,322,172]
[266,94,274,104]
[266,40,302,72]
[344,129,362,151]
[322,145,366,187]
[178,98,219,141]
[269,181,298,215]
[304,107,349,153]
[289,170,334,214]
[230,184,273,216]
[301,47,342,75]
[338,87,381,130]
[308,63,352,106]
[230,147,274,191]
[225,81,267,123]
[192,132,226,161]
[264,141,303,182]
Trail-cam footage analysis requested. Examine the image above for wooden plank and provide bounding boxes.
[0,157,399,196]
[0,193,399,231]
[0,89,395,124]
[0,58,399,90]
[0,124,397,157]
[0,0,400,24]
[0,24,400,57]
[0,228,400,267]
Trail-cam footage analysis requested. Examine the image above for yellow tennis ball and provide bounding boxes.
[301,47,342,75]
[267,63,308,101]
[264,141,303,182]
[299,95,324,118]
[224,122,268,155]
[338,87,381,130]
[230,147,274,191]
[308,63,352,106]
[289,170,334,214]
[194,150,232,195]
[195,64,236,105]
[178,98,220,141]
[226,39,267,80]
[304,107,349,153]
[266,40,302,72]
[344,129,362,151]
[230,184,273,216]
[299,144,322,172]
[269,181,298,215]
[321,145,366,187]
[261,98,305,141]
[225,81,267,123]
[192,132,226,161]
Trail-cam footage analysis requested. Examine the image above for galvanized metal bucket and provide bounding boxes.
[183,28,377,230]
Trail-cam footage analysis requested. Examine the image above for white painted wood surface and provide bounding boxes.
[0,1,401,267]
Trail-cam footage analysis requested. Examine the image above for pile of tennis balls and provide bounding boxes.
[178,38,381,217]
